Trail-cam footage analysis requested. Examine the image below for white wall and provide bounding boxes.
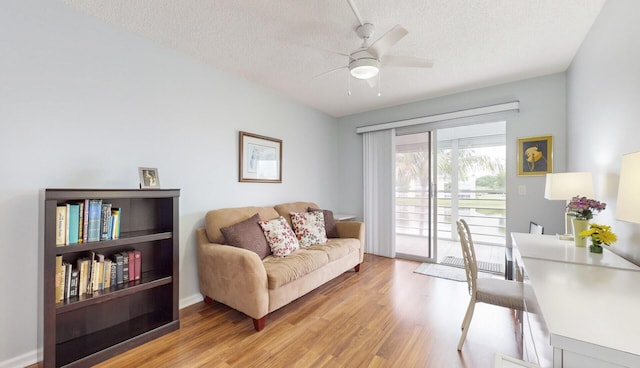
[337,73,569,243]
[567,0,640,263]
[0,1,339,366]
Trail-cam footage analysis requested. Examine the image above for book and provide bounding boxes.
[77,201,84,244]
[100,203,112,241]
[67,204,80,245]
[111,208,121,239]
[87,259,93,295]
[109,259,117,287]
[103,259,111,289]
[90,259,98,294]
[95,253,105,290]
[128,251,135,282]
[87,199,102,242]
[134,250,141,280]
[55,256,64,302]
[68,269,79,299]
[82,199,90,243]
[55,206,67,246]
[76,258,88,296]
[114,253,124,285]
[63,262,72,299]
[122,252,129,283]
[87,251,97,294]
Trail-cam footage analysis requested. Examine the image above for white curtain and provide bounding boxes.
[363,129,395,257]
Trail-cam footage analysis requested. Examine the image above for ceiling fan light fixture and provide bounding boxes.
[349,58,380,80]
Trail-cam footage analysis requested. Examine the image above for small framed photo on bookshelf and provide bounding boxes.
[138,167,160,189]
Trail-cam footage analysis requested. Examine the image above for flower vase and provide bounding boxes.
[572,218,589,247]
[590,241,603,253]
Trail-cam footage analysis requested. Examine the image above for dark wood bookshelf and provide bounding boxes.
[43,189,180,367]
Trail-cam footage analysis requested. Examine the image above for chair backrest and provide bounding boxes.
[456,219,477,296]
[529,221,544,235]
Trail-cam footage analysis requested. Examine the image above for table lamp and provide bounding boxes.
[544,172,595,237]
[616,151,640,224]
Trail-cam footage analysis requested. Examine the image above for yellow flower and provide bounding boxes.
[578,223,617,246]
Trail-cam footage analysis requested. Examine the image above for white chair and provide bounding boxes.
[457,219,525,351]
[529,221,544,235]
[494,353,539,367]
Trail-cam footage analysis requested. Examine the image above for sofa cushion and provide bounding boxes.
[308,207,339,238]
[259,216,299,257]
[290,211,328,247]
[307,238,360,262]
[220,213,271,259]
[274,202,319,228]
[263,249,329,289]
[205,206,280,244]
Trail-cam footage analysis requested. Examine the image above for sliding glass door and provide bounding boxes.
[395,131,436,262]
[394,121,506,264]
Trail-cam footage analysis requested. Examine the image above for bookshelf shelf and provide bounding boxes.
[56,274,173,313]
[54,231,173,255]
[43,189,180,367]
[55,311,177,368]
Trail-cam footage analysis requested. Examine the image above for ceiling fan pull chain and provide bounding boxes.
[378,72,381,97]
[348,74,352,96]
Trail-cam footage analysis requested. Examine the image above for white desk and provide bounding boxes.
[333,213,356,221]
[511,233,640,368]
[512,233,640,271]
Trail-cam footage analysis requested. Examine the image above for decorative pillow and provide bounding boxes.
[290,211,328,247]
[220,213,271,259]
[308,207,339,238]
[258,216,299,257]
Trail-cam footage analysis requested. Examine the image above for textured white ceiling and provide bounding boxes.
[60,0,607,117]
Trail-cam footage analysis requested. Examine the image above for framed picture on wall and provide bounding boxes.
[138,167,161,188]
[517,135,553,176]
[239,131,282,183]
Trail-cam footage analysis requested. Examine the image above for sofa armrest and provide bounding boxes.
[196,228,269,320]
[335,221,365,263]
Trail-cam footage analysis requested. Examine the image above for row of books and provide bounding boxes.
[55,250,141,302]
[55,199,121,246]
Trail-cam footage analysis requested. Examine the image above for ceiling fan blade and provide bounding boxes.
[313,66,348,79]
[382,55,434,68]
[367,25,408,59]
[305,45,355,61]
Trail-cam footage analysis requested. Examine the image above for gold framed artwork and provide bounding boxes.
[239,131,282,183]
[517,135,553,176]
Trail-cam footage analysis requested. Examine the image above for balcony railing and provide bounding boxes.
[396,188,506,245]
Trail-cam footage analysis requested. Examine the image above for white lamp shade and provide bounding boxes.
[544,172,595,200]
[616,151,640,223]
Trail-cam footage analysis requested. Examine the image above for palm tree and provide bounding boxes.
[397,148,504,191]
[437,148,503,184]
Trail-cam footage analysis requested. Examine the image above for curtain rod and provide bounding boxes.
[355,101,520,134]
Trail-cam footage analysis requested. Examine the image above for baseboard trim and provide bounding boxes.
[2,295,204,368]
[180,293,204,309]
[0,349,40,368]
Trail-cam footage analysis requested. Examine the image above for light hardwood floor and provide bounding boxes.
[44,254,522,367]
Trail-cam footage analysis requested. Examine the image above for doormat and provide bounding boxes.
[414,263,467,282]
[413,263,492,282]
[440,256,504,275]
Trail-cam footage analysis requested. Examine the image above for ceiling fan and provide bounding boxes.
[314,0,434,93]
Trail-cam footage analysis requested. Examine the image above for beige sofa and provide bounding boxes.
[196,201,365,331]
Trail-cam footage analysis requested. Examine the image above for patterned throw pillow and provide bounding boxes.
[258,216,299,257]
[290,211,328,247]
[308,207,339,238]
